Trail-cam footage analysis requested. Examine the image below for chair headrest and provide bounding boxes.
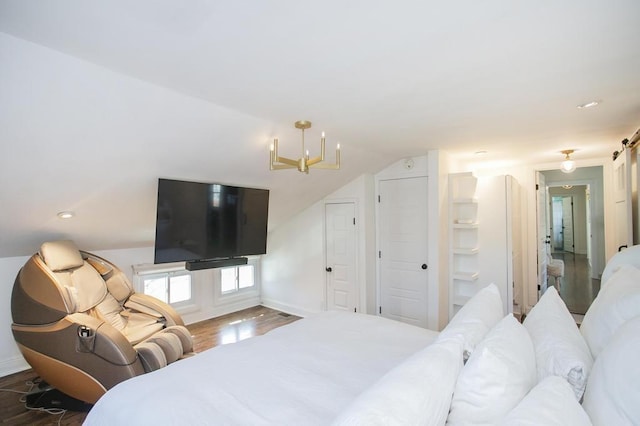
[40,240,84,272]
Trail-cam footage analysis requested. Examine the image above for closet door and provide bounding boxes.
[377,177,429,328]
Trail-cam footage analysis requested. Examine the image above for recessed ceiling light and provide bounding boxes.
[577,100,601,109]
[57,211,75,219]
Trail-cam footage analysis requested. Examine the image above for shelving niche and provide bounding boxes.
[449,172,479,318]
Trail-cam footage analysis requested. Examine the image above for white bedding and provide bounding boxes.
[84,311,438,425]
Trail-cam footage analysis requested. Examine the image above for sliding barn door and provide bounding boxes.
[613,148,633,251]
[378,177,429,328]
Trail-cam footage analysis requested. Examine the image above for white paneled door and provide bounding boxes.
[536,172,549,295]
[562,196,575,252]
[378,177,429,328]
[325,202,358,312]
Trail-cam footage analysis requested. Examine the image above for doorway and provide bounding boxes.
[550,192,578,253]
[540,168,604,315]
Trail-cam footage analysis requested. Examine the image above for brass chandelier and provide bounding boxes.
[269,121,340,173]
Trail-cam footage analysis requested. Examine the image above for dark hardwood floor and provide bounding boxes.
[550,251,601,315]
[0,305,300,425]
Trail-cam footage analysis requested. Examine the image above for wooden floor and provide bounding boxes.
[550,251,601,315]
[0,306,300,425]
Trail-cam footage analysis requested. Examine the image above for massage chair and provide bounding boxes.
[11,240,195,404]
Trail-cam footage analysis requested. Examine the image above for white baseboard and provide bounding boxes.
[0,355,30,378]
[260,298,318,318]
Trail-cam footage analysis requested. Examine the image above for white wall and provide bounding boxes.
[261,201,326,316]
[0,255,31,375]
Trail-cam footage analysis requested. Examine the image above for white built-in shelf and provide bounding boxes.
[452,295,472,306]
[449,172,480,320]
[453,222,479,229]
[452,247,479,255]
[453,271,479,281]
[452,198,478,204]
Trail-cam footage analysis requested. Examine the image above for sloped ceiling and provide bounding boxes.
[0,1,639,257]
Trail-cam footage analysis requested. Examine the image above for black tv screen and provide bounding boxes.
[154,178,269,264]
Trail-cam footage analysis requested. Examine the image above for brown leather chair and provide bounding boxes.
[11,240,195,404]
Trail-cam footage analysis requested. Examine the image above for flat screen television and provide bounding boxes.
[154,178,269,264]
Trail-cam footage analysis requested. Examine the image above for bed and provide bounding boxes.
[84,311,439,425]
[85,247,640,426]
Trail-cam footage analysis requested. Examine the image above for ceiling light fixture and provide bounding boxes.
[57,211,75,219]
[577,100,600,109]
[560,149,576,174]
[563,185,573,189]
[270,121,340,174]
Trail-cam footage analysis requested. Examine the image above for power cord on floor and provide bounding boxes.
[0,378,68,426]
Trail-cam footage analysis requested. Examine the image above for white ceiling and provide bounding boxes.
[0,1,639,257]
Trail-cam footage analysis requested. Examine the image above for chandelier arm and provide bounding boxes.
[270,163,297,170]
[306,155,324,166]
[309,162,340,170]
[274,156,299,167]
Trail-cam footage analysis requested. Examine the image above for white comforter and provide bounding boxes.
[84,311,437,425]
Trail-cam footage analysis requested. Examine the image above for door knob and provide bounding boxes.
[421,264,427,270]
[326,267,332,272]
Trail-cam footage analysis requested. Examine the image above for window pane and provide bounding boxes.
[169,274,191,304]
[144,276,168,303]
[238,265,255,289]
[221,267,237,293]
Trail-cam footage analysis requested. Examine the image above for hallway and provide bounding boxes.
[550,252,601,314]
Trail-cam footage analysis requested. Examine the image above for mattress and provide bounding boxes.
[84,310,438,425]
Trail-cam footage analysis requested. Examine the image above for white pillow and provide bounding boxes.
[580,264,640,358]
[501,376,592,426]
[447,314,536,425]
[332,337,464,426]
[582,315,640,426]
[439,283,504,358]
[523,287,593,400]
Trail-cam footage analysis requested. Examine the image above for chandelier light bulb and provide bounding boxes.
[560,149,576,174]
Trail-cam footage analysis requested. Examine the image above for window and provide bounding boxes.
[136,268,194,307]
[142,272,191,304]
[220,264,255,294]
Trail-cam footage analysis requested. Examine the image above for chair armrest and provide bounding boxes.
[67,313,140,365]
[125,293,185,326]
